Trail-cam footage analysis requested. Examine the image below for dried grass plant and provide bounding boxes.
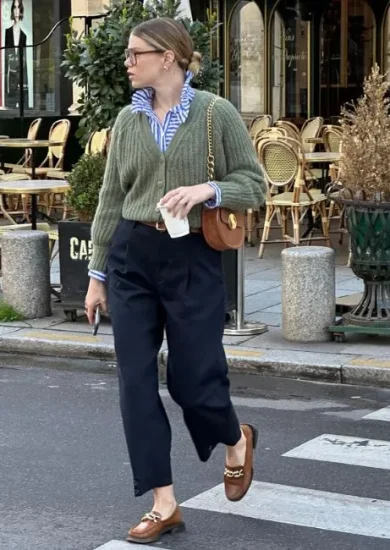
[339,64,390,202]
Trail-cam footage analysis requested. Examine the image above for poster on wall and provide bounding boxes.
[0,0,33,110]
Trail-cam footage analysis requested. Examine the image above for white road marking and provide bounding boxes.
[181,481,390,539]
[94,541,165,550]
[363,406,390,422]
[283,434,390,470]
[160,389,352,412]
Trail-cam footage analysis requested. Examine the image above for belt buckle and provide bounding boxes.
[155,221,166,231]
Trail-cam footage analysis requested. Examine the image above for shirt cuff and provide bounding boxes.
[89,269,107,282]
[204,182,222,208]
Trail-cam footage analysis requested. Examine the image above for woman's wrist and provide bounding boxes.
[204,182,216,201]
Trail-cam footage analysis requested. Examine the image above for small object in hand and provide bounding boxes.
[92,306,101,336]
[156,201,190,238]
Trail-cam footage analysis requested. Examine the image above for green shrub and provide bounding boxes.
[0,301,25,322]
[66,152,107,222]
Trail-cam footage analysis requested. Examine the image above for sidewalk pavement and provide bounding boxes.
[0,243,389,388]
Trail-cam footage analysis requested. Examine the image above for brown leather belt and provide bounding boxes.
[139,221,202,234]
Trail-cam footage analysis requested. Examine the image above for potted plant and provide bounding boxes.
[329,64,390,340]
[58,152,106,321]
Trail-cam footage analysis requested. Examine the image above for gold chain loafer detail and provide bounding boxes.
[126,506,185,545]
[224,467,244,479]
[224,423,258,502]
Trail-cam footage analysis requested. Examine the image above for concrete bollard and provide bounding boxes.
[282,247,335,342]
[1,231,51,319]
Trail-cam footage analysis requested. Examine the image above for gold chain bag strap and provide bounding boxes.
[201,97,245,251]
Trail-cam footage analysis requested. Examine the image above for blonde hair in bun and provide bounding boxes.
[188,51,202,75]
[133,18,201,74]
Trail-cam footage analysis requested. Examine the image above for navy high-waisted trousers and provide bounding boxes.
[106,219,241,496]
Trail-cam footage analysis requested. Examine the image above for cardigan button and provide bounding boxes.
[158,181,163,187]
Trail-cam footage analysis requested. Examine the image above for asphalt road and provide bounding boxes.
[1,353,390,550]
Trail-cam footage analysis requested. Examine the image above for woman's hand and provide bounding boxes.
[160,184,215,219]
[85,278,108,325]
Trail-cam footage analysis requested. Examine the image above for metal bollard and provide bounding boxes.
[282,247,335,342]
[1,231,51,319]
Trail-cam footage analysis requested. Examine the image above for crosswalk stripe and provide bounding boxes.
[94,541,164,550]
[283,433,390,470]
[363,406,390,422]
[181,481,390,539]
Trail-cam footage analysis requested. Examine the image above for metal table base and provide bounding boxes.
[224,246,268,336]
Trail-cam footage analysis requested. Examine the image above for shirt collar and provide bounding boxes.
[131,71,195,116]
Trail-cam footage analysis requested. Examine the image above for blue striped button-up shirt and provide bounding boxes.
[89,71,221,282]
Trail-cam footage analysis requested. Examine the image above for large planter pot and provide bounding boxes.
[58,220,92,321]
[343,200,390,327]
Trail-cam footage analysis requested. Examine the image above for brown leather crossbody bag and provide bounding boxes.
[201,97,245,251]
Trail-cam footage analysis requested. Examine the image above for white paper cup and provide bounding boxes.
[156,204,190,238]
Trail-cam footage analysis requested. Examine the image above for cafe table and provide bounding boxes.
[305,137,324,145]
[298,151,342,238]
[0,138,64,179]
[302,152,341,163]
[300,151,342,188]
[0,179,69,229]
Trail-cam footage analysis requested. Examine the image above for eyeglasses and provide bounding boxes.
[124,48,164,66]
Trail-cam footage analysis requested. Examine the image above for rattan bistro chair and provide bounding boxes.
[301,117,324,153]
[246,127,290,244]
[12,119,71,178]
[249,115,272,140]
[323,126,342,153]
[46,128,110,220]
[257,138,330,258]
[46,128,110,181]
[1,118,42,176]
[254,127,287,152]
[275,120,301,141]
[0,119,44,221]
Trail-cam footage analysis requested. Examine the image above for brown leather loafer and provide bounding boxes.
[224,423,258,502]
[126,506,185,544]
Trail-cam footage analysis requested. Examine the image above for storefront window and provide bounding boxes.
[320,0,374,118]
[209,0,220,60]
[229,0,264,113]
[271,1,309,121]
[384,2,390,79]
[0,0,59,114]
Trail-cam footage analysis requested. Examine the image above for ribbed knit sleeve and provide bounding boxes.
[214,99,267,210]
[88,119,126,273]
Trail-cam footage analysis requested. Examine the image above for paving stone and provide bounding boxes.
[245,280,281,296]
[243,327,355,354]
[246,311,281,326]
[245,290,281,314]
[262,303,283,314]
[52,321,114,336]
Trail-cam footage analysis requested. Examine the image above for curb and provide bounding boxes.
[0,331,389,389]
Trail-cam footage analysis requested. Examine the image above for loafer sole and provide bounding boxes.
[126,521,185,544]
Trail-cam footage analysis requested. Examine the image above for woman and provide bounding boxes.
[85,17,266,545]
[4,0,28,109]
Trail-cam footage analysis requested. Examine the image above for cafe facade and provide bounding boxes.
[193,0,390,124]
[1,0,390,123]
